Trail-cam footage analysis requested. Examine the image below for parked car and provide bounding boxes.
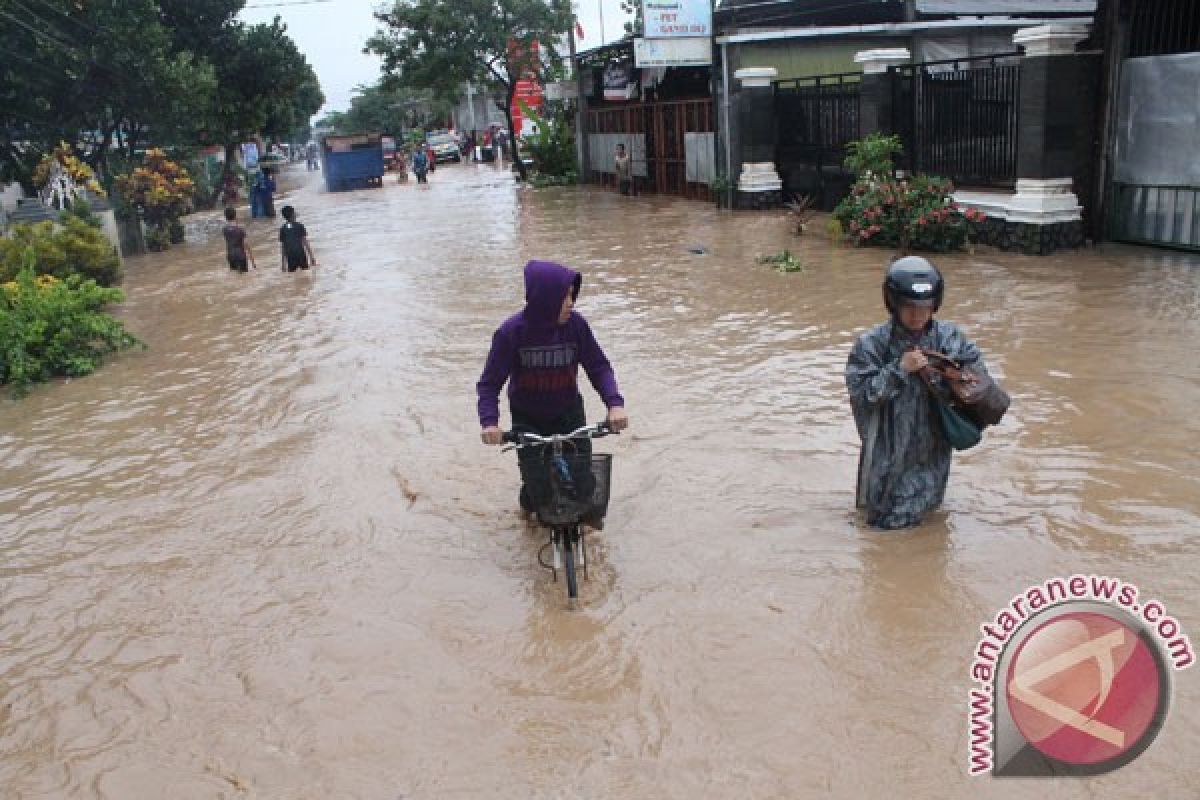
[427,132,462,163]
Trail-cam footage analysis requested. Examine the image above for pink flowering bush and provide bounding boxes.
[833,138,987,253]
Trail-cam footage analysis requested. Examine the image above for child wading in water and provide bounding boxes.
[222,207,256,272]
[278,205,318,272]
[477,260,629,528]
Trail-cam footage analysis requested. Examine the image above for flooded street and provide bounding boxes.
[1,163,1198,798]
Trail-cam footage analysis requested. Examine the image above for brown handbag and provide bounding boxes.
[920,349,1010,428]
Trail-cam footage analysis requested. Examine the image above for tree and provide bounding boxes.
[157,0,246,55]
[0,1,321,205]
[367,0,573,180]
[198,17,324,203]
[318,83,456,136]
[0,0,217,184]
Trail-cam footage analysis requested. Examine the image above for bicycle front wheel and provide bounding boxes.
[562,529,578,600]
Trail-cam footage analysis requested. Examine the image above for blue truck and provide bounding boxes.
[320,133,385,191]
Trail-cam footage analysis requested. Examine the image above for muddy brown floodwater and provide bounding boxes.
[1,164,1198,799]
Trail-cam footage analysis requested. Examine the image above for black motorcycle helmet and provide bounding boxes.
[883,256,944,314]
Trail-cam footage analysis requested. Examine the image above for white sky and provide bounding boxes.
[239,0,633,115]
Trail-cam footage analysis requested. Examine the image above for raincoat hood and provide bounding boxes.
[523,260,581,328]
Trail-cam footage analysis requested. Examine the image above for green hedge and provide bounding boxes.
[0,216,122,287]
[0,264,141,395]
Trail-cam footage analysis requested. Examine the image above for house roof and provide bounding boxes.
[916,0,1095,12]
[716,16,1093,44]
[715,0,903,28]
[715,0,1096,30]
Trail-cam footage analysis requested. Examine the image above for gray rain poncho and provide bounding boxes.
[845,319,986,529]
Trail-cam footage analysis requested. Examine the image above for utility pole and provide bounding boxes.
[569,4,589,183]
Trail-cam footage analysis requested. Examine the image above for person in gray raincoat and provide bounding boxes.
[845,257,990,529]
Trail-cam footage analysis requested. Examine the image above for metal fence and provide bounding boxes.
[891,54,1021,188]
[1128,0,1200,58]
[773,72,861,208]
[1111,184,1200,252]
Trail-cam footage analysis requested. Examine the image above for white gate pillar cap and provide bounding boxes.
[734,67,778,88]
[854,48,910,75]
[1013,24,1090,57]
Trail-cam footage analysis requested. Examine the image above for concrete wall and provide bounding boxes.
[729,38,907,82]
[1,182,25,231]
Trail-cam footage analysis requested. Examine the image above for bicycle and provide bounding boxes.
[502,423,617,602]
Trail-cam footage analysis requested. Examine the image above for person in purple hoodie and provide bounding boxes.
[478,260,630,523]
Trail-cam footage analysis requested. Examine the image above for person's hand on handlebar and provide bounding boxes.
[606,406,629,432]
[481,425,504,445]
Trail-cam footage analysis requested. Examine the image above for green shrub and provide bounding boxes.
[0,263,141,395]
[843,133,903,181]
[0,218,122,286]
[145,225,171,252]
[184,153,224,211]
[59,200,102,229]
[833,135,987,253]
[520,103,577,180]
[833,174,987,253]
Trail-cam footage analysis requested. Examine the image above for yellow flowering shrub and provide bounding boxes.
[32,142,106,198]
[114,149,195,231]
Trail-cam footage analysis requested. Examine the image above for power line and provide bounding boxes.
[0,8,80,57]
[244,0,335,7]
[0,6,124,81]
[19,0,106,38]
[20,0,135,51]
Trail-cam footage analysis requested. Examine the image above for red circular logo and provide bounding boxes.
[1005,611,1163,766]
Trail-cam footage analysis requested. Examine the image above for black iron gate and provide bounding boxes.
[891,54,1021,188]
[773,72,861,209]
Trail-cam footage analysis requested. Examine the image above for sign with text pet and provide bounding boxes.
[643,0,711,38]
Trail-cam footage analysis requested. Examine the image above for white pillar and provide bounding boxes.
[1012,23,1090,57]
[733,67,783,200]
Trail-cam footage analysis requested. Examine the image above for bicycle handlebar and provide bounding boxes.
[502,422,617,447]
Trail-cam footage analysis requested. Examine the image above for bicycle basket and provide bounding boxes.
[530,453,612,527]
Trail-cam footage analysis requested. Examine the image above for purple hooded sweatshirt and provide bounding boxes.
[476,260,624,428]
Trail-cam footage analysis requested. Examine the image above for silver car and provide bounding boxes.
[427,133,462,163]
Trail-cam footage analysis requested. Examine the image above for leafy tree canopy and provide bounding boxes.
[366,0,572,179]
[0,1,322,190]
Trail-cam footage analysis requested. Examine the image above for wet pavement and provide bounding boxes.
[1,163,1198,798]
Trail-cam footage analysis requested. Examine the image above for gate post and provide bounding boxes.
[1007,23,1093,251]
[733,67,783,210]
[853,49,909,137]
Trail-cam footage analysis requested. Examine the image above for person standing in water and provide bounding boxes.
[278,205,318,273]
[411,147,429,185]
[222,206,257,272]
[614,143,633,196]
[845,256,994,530]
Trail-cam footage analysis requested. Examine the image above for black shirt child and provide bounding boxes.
[279,221,309,271]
